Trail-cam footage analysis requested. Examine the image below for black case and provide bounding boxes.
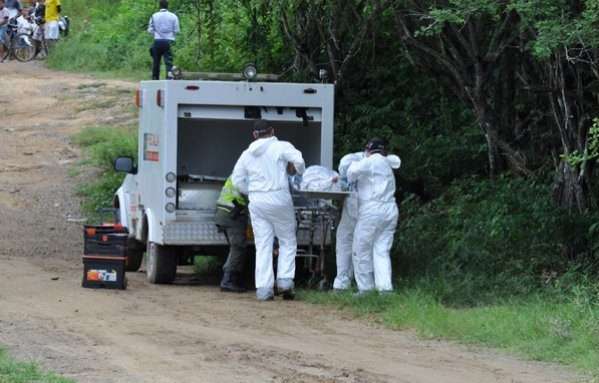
[82,256,127,290]
[82,225,128,290]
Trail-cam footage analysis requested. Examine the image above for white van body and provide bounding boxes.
[114,79,335,283]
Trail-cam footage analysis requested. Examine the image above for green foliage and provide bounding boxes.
[0,348,74,383]
[565,118,599,166]
[72,126,137,217]
[300,287,599,373]
[397,176,599,306]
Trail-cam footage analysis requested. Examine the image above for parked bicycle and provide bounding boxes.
[0,17,36,62]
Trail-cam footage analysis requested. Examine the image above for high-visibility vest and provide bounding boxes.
[217,177,247,210]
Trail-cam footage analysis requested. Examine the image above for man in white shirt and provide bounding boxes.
[147,0,180,80]
[231,120,305,301]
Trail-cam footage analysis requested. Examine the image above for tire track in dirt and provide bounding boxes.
[0,62,583,383]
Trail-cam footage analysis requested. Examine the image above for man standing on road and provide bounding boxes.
[147,0,179,80]
[215,176,249,293]
[44,0,60,44]
[231,120,305,301]
[347,138,401,294]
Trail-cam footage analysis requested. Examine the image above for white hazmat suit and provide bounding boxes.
[347,153,401,292]
[333,152,364,290]
[232,136,305,300]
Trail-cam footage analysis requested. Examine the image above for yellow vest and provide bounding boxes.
[217,177,247,209]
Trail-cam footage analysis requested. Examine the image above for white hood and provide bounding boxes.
[248,137,277,157]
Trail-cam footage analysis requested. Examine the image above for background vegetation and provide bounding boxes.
[53,0,599,374]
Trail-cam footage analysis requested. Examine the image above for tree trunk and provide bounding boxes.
[552,160,588,213]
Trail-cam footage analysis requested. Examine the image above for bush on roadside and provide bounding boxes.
[73,126,137,216]
[396,176,599,306]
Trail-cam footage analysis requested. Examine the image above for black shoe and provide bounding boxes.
[220,271,247,293]
[280,289,295,301]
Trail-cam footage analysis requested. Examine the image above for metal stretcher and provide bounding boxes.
[293,190,350,289]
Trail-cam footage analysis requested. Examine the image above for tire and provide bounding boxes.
[125,245,144,272]
[146,241,177,284]
[13,34,36,62]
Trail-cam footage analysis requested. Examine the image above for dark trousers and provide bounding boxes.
[150,39,173,80]
[215,208,248,273]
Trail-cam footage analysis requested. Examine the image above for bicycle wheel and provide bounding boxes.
[13,34,36,62]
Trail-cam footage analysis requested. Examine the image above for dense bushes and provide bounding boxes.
[397,177,599,305]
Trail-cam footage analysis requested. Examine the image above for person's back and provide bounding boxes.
[147,0,179,80]
[148,8,179,41]
[231,120,305,301]
[239,137,300,199]
[348,153,400,204]
[44,0,58,22]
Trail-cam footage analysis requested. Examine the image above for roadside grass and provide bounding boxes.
[71,126,137,220]
[299,287,599,376]
[0,348,73,383]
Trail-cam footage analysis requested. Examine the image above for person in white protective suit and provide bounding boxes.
[231,120,306,301]
[332,151,364,290]
[347,138,401,293]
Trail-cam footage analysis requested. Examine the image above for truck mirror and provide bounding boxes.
[114,157,137,174]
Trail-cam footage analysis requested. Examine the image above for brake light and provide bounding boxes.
[135,89,142,108]
[156,89,164,107]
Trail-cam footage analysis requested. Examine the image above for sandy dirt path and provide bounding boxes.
[0,62,582,383]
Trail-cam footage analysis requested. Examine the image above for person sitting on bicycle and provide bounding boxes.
[0,0,10,61]
[16,8,33,35]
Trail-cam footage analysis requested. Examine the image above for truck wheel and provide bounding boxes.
[125,247,144,272]
[146,242,177,284]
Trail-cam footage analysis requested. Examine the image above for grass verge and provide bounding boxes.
[71,126,137,220]
[0,348,73,383]
[299,287,599,376]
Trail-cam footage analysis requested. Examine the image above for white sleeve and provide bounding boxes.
[147,16,154,34]
[281,142,305,175]
[174,15,180,34]
[231,154,249,195]
[347,158,369,183]
[338,152,364,178]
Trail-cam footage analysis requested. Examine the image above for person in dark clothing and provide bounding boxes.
[147,0,179,80]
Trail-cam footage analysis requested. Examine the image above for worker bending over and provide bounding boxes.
[347,138,401,293]
[332,151,364,291]
[215,177,249,293]
[232,120,305,301]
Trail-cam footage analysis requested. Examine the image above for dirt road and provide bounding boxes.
[0,62,580,383]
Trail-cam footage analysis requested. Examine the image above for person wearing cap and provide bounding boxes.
[215,176,249,293]
[347,138,401,294]
[231,120,305,301]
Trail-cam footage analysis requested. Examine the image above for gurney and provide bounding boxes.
[293,190,350,289]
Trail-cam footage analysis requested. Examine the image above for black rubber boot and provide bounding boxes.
[220,271,247,293]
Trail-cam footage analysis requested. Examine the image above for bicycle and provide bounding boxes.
[0,18,36,62]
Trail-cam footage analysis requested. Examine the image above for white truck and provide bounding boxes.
[113,71,335,284]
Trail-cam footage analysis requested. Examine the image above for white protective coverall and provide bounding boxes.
[333,151,364,290]
[347,153,401,292]
[231,136,305,298]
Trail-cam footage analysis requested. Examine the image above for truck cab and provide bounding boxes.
[114,75,335,283]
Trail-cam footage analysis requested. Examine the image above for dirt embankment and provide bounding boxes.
[0,62,581,383]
